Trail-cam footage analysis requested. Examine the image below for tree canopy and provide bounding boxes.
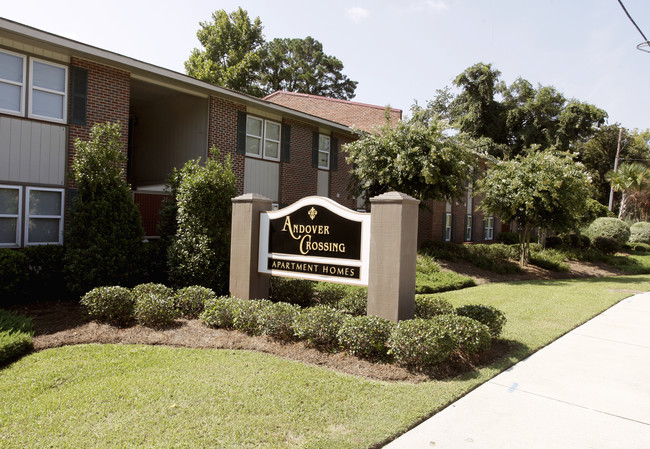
[477,149,593,266]
[345,108,477,204]
[185,8,357,99]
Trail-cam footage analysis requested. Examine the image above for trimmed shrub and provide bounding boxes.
[456,304,507,338]
[414,296,454,319]
[80,286,135,326]
[592,236,619,255]
[496,232,519,245]
[22,245,68,301]
[430,314,492,355]
[232,299,273,335]
[200,295,241,329]
[529,249,569,272]
[562,233,590,248]
[133,283,174,299]
[336,288,368,316]
[293,305,346,349]
[313,283,347,307]
[175,286,214,318]
[387,318,456,369]
[270,276,315,307]
[0,309,35,364]
[0,249,29,305]
[258,301,301,340]
[633,243,650,252]
[544,236,563,249]
[586,217,630,248]
[132,283,177,327]
[337,315,394,361]
[166,154,237,294]
[629,222,650,245]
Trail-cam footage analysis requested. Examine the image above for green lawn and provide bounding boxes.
[1,275,649,448]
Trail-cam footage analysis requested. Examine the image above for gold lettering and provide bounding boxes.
[299,234,312,255]
[282,216,300,240]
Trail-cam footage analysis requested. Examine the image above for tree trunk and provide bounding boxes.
[619,193,629,220]
[519,224,531,267]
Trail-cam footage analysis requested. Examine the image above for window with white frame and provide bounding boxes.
[0,185,22,247]
[0,49,26,116]
[465,214,472,242]
[444,212,452,242]
[318,134,330,169]
[245,115,281,160]
[29,58,68,123]
[484,216,494,240]
[25,187,64,245]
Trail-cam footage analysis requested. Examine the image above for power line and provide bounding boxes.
[617,0,650,52]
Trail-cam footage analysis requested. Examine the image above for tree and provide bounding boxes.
[345,107,476,204]
[167,152,237,294]
[606,162,649,220]
[477,149,592,266]
[185,8,265,96]
[257,37,358,99]
[64,122,144,294]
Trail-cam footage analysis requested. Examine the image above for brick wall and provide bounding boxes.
[68,57,130,186]
[208,96,246,194]
[279,118,318,205]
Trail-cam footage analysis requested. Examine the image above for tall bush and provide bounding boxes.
[167,153,237,294]
[629,222,650,244]
[64,122,144,295]
[586,217,631,249]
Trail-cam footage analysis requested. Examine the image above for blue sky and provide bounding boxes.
[3,0,649,130]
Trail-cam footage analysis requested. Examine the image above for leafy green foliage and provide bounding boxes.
[200,295,241,329]
[0,249,29,304]
[529,248,569,272]
[132,283,177,327]
[456,304,507,338]
[629,222,650,244]
[586,217,631,247]
[592,236,620,255]
[419,241,520,274]
[269,276,315,307]
[293,305,346,350]
[167,154,237,294]
[606,162,649,220]
[345,109,476,204]
[387,318,456,369]
[337,315,394,361]
[257,301,301,340]
[257,37,357,99]
[80,286,135,326]
[335,287,367,316]
[0,309,34,365]
[429,314,492,355]
[175,286,215,318]
[312,282,346,307]
[65,122,144,295]
[414,296,455,319]
[232,299,273,335]
[478,150,593,266]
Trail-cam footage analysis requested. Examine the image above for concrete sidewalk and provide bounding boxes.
[385,292,650,449]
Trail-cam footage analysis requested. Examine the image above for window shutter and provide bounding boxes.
[464,215,468,241]
[281,124,291,162]
[237,111,247,154]
[331,137,338,171]
[69,66,88,126]
[471,215,476,241]
[312,132,319,168]
[442,213,446,240]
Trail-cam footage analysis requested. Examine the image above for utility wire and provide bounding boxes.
[617,0,649,42]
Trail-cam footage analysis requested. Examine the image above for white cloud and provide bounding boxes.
[411,0,449,13]
[345,7,370,24]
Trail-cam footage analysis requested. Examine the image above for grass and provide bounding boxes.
[2,274,649,448]
[0,309,34,365]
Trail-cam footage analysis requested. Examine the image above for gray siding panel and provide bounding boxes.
[0,117,66,185]
[244,158,279,202]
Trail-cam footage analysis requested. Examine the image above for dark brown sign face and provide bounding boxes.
[268,205,362,260]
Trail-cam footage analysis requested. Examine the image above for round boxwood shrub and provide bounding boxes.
[336,288,368,316]
[337,315,394,361]
[592,236,620,255]
[430,314,492,355]
[456,304,507,338]
[231,299,273,335]
[293,305,346,349]
[132,283,177,327]
[629,222,650,245]
[587,217,630,248]
[175,285,215,318]
[313,283,346,307]
[414,296,454,319]
[270,276,314,307]
[387,318,456,369]
[258,301,301,340]
[200,295,242,329]
[80,286,135,326]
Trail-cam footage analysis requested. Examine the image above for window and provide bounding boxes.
[25,187,64,245]
[29,58,68,123]
[465,214,472,242]
[484,216,494,240]
[318,134,330,169]
[245,116,281,160]
[0,185,22,247]
[0,49,26,116]
[444,213,452,242]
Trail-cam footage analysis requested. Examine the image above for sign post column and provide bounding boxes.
[230,193,273,300]
[367,191,420,322]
